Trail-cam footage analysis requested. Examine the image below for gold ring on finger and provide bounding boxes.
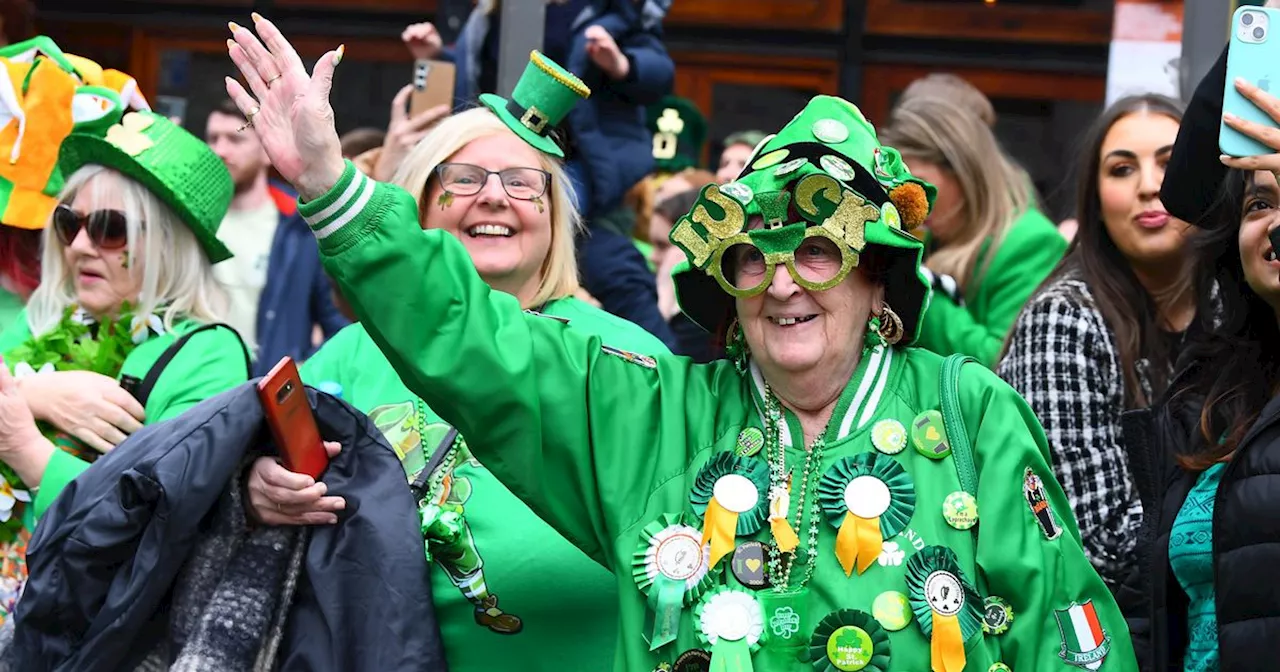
[266,74,283,89]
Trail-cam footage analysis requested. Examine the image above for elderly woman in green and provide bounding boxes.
[228,17,1136,672]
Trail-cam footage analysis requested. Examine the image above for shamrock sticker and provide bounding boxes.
[877,541,905,567]
[105,112,156,157]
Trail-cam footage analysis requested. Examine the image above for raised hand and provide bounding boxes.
[1221,77,1280,177]
[584,25,630,81]
[374,85,450,182]
[402,22,443,61]
[225,14,346,201]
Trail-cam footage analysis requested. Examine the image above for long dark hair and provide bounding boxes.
[1172,169,1280,470]
[1039,93,1187,408]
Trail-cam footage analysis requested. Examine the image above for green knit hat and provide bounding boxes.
[58,110,233,263]
[480,51,590,158]
[670,95,937,344]
[646,95,707,173]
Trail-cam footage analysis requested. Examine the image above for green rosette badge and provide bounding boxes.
[690,452,770,567]
[808,609,891,672]
[695,586,767,672]
[904,546,982,672]
[817,453,915,576]
[633,513,717,651]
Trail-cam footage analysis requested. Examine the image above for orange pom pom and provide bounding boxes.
[890,183,929,231]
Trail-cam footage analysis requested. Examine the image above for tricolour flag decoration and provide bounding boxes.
[1053,600,1112,670]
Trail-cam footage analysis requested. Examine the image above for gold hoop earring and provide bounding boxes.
[878,304,903,346]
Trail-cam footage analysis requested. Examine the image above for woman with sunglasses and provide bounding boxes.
[0,104,250,620]
[229,17,1135,672]
[248,50,666,671]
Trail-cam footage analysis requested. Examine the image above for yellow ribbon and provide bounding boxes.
[930,612,966,672]
[835,512,884,576]
[768,487,799,553]
[701,497,738,568]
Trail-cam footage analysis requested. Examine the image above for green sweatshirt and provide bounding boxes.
[0,309,250,518]
[915,209,1067,366]
[304,163,1137,672]
[0,288,22,340]
[301,302,667,672]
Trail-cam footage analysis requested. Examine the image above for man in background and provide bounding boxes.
[205,100,348,375]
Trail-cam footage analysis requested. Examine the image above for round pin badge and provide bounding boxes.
[943,491,978,530]
[730,541,770,590]
[655,529,707,581]
[773,158,808,177]
[713,474,761,514]
[911,410,951,459]
[752,148,790,170]
[982,596,1014,636]
[871,591,913,631]
[844,475,892,519]
[672,649,712,672]
[812,119,851,145]
[881,203,901,230]
[734,427,765,457]
[825,625,874,671]
[871,419,907,455]
[924,570,965,617]
[988,664,1012,672]
[819,154,857,181]
[720,181,754,205]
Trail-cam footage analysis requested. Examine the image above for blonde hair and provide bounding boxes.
[898,74,997,127]
[27,166,230,336]
[879,97,1034,292]
[391,107,582,309]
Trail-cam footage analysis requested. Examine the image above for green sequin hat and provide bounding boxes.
[58,109,233,263]
[669,95,937,344]
[479,51,590,159]
[647,95,707,173]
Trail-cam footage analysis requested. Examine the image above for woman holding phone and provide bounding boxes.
[243,42,666,672]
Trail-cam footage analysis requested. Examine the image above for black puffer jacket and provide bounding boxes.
[5,383,446,671]
[1126,372,1280,672]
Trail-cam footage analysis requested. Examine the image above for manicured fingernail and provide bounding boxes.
[228,21,240,33]
[334,499,346,510]
[1220,154,1231,164]
[333,44,345,65]
[1225,112,1238,122]
[251,12,264,23]
[226,38,236,50]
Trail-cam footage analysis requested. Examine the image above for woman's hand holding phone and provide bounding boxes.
[1221,77,1280,175]
[246,442,345,526]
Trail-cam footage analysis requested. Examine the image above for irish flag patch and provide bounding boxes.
[1054,600,1111,669]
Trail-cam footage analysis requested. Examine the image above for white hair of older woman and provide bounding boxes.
[26,165,231,337]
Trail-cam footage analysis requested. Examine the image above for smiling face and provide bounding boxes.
[422,132,554,300]
[1097,111,1190,267]
[60,172,144,318]
[735,238,883,379]
[1239,170,1280,311]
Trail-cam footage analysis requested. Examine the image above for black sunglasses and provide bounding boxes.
[52,205,130,250]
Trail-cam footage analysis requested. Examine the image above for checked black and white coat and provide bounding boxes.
[998,271,1147,593]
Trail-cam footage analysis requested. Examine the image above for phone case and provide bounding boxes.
[409,59,457,118]
[257,357,328,479]
[1222,6,1280,157]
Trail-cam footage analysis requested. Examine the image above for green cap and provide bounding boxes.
[479,51,590,158]
[670,95,937,344]
[646,95,707,173]
[58,110,233,263]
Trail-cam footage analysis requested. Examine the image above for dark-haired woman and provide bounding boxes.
[1125,67,1280,670]
[998,94,1193,658]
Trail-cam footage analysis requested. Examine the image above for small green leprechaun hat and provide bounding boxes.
[59,110,233,263]
[647,95,707,174]
[669,95,937,344]
[479,51,590,158]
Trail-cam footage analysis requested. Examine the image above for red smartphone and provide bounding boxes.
[257,357,329,479]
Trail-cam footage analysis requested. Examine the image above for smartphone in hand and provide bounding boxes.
[1222,6,1280,157]
[257,357,329,479]
[408,58,457,117]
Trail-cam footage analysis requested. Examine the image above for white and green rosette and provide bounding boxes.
[904,546,983,646]
[690,452,771,536]
[816,452,916,575]
[696,586,767,671]
[633,513,716,650]
[808,609,891,672]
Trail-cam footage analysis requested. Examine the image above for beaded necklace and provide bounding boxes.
[762,383,830,592]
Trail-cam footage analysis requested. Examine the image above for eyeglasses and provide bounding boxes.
[434,163,550,201]
[717,228,856,297]
[52,205,130,250]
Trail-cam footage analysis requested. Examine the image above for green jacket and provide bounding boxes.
[916,209,1066,366]
[305,164,1137,672]
[301,304,666,672]
[0,309,250,518]
[0,287,21,340]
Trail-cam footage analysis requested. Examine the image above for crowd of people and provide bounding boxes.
[0,2,1276,671]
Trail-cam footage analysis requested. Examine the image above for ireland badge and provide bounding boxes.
[1053,601,1111,670]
